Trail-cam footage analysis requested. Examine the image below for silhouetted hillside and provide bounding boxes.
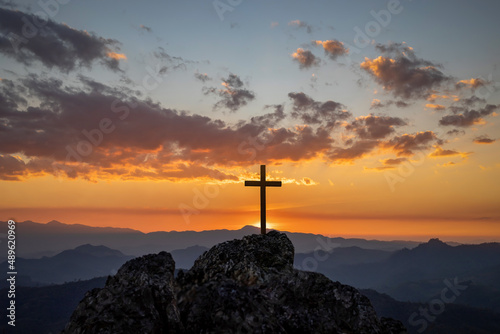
[0,220,420,260]
[0,277,107,334]
[295,246,393,270]
[362,289,500,334]
[307,239,500,289]
[170,245,209,269]
[0,244,132,286]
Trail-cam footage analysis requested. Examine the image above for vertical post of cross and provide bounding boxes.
[244,164,282,235]
[260,165,266,235]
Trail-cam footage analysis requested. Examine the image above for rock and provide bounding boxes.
[62,251,182,334]
[64,231,407,333]
[176,230,406,333]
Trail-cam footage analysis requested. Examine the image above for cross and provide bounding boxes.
[245,165,282,235]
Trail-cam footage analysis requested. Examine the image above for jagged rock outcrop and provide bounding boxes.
[63,231,407,333]
[62,252,182,333]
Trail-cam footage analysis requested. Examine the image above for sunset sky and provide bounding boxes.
[1,0,499,242]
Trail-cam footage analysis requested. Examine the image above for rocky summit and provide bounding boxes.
[63,231,407,333]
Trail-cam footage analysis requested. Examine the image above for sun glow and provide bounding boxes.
[253,221,276,230]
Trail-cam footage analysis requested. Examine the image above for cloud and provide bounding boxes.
[291,48,319,69]
[370,99,383,109]
[194,72,212,83]
[271,22,279,28]
[364,166,395,171]
[426,93,458,102]
[300,177,317,186]
[313,40,348,60]
[345,114,407,140]
[288,20,312,33]
[370,99,410,109]
[0,7,124,72]
[446,129,465,136]
[425,103,446,111]
[107,52,127,60]
[0,73,464,181]
[383,131,440,156]
[139,25,152,33]
[429,146,470,158]
[151,47,199,73]
[382,157,407,165]
[439,104,499,127]
[203,74,255,112]
[0,76,343,181]
[361,43,450,99]
[328,140,380,163]
[288,92,351,128]
[248,104,286,128]
[455,78,488,90]
[473,135,496,144]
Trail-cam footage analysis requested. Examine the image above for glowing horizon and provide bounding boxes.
[0,1,499,244]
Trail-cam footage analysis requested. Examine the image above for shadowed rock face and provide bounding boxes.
[62,252,182,334]
[63,231,407,334]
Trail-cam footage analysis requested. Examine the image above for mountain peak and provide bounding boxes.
[47,220,63,225]
[409,238,451,253]
[426,238,450,247]
[63,231,406,333]
[240,224,260,231]
[62,244,125,257]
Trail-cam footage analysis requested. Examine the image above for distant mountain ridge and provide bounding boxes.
[0,244,132,285]
[297,237,500,309]
[0,220,421,260]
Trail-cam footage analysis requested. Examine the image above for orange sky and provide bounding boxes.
[2,155,499,243]
[1,2,500,244]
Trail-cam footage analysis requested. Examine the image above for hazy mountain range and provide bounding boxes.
[0,243,206,288]
[295,238,500,312]
[0,220,422,260]
[1,220,499,332]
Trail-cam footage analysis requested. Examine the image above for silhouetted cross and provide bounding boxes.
[245,165,282,235]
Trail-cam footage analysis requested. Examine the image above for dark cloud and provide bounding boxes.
[288,92,351,128]
[291,48,319,69]
[473,135,496,144]
[152,47,199,73]
[383,131,440,156]
[346,114,407,140]
[446,129,465,136]
[361,43,450,99]
[194,72,212,83]
[0,72,460,181]
[365,166,395,171]
[249,105,286,128]
[375,42,415,55]
[371,99,412,110]
[313,40,348,60]
[382,157,407,165]
[0,76,339,180]
[328,140,380,163]
[203,74,255,112]
[0,7,124,72]
[288,20,313,34]
[439,104,498,127]
[139,25,152,33]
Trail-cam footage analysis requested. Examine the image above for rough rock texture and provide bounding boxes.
[64,231,407,333]
[176,231,406,333]
[62,251,182,334]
